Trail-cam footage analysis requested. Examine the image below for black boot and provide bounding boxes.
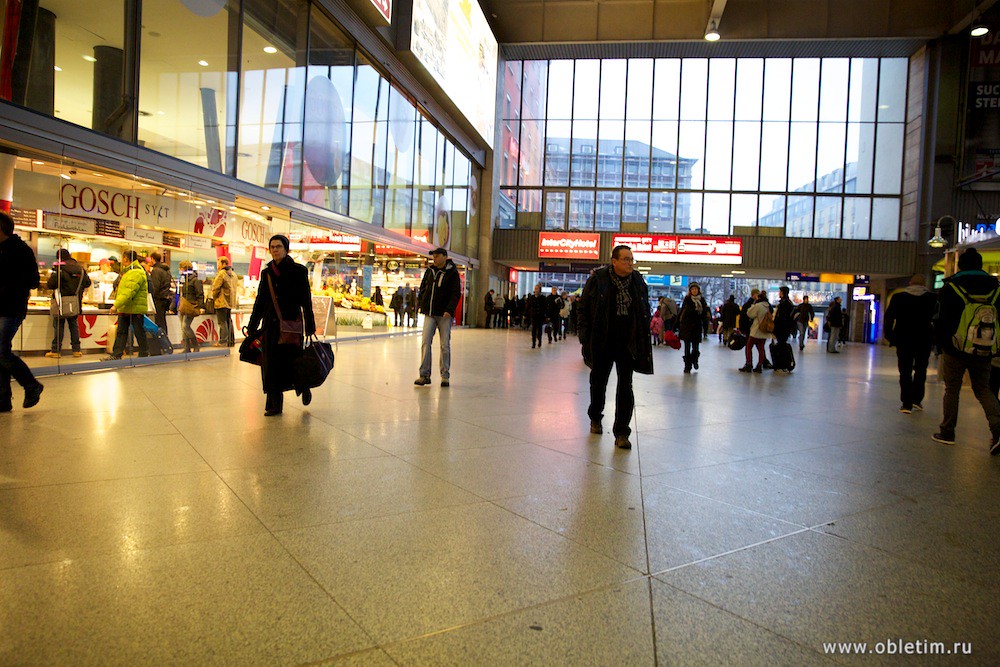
[264,392,283,416]
[692,352,700,370]
[683,355,692,374]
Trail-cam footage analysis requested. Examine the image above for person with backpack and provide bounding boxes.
[933,248,1000,454]
[740,291,773,373]
[884,274,937,414]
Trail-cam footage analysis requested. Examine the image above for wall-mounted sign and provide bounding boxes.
[369,0,392,22]
[612,234,743,265]
[43,213,96,235]
[538,232,600,259]
[291,232,363,252]
[125,227,164,245]
[186,235,213,250]
[820,273,854,284]
[786,272,820,282]
[509,268,518,282]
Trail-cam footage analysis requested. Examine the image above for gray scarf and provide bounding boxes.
[609,271,633,316]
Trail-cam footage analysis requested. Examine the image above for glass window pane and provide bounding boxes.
[517,189,543,228]
[791,59,820,121]
[547,60,574,119]
[731,193,759,233]
[702,193,730,235]
[877,59,908,122]
[759,194,786,231]
[732,122,761,191]
[677,120,705,189]
[760,122,789,191]
[598,121,624,187]
[816,123,846,193]
[544,191,566,229]
[786,195,814,237]
[596,191,622,230]
[814,196,842,238]
[519,119,545,187]
[503,61,523,119]
[677,192,703,233]
[544,121,571,186]
[653,59,681,120]
[569,190,595,230]
[819,58,849,122]
[849,59,878,122]
[873,124,904,194]
[499,190,515,228]
[626,59,654,120]
[871,198,900,240]
[625,120,652,188]
[571,120,598,186]
[788,122,817,192]
[623,192,648,227]
[846,122,874,193]
[385,87,416,233]
[349,59,381,222]
[763,59,792,121]
[649,192,675,232]
[650,121,677,189]
[522,61,549,120]
[704,121,733,190]
[573,60,600,120]
[843,197,872,239]
[735,59,764,121]
[680,59,708,120]
[708,59,736,120]
[599,60,627,119]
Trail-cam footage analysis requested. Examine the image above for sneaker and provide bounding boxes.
[614,435,632,450]
[899,405,912,414]
[931,432,956,446]
[23,383,43,409]
[414,377,431,386]
[913,403,923,411]
[102,355,122,361]
[589,421,602,434]
[441,380,450,387]
[72,351,83,357]
[44,351,60,359]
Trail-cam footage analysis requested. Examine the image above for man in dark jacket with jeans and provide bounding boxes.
[414,247,461,387]
[147,251,172,336]
[884,274,937,414]
[933,248,1000,454]
[577,245,653,450]
[0,210,44,411]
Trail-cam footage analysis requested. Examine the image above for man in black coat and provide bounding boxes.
[45,248,92,357]
[577,245,653,450]
[794,296,815,350]
[414,247,461,387]
[773,286,796,345]
[884,274,937,414]
[147,251,173,336]
[932,248,1000,453]
[826,296,844,353]
[0,210,44,411]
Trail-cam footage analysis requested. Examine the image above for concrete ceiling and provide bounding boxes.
[480,0,984,43]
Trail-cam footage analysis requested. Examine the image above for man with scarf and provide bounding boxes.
[577,245,653,450]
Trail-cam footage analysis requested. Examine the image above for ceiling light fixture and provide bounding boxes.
[972,23,989,36]
[260,205,270,211]
[927,226,947,249]
[197,60,209,67]
[53,65,62,72]
[59,173,71,180]
[705,19,720,42]
[263,46,277,54]
[82,55,97,62]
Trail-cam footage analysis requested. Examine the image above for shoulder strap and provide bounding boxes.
[266,273,285,320]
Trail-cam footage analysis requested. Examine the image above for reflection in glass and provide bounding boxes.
[843,197,872,239]
[786,195,814,237]
[814,196,843,238]
[871,198,899,240]
[676,191,702,233]
[385,87,416,233]
[873,124,904,194]
[597,191,622,230]
[518,189,543,228]
[499,188,516,228]
[544,191,567,229]
[519,120,545,186]
[649,192,675,232]
[569,190,595,230]
[522,61,549,120]
[571,121,598,187]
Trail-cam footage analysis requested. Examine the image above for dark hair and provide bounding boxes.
[150,251,162,262]
[218,256,230,267]
[779,285,789,294]
[958,248,983,271]
[611,245,631,260]
[269,234,290,251]
[57,248,72,261]
[123,250,139,262]
[0,210,13,236]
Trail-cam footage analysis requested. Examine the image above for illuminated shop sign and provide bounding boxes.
[538,232,600,259]
[409,0,498,146]
[611,234,743,265]
[291,232,363,252]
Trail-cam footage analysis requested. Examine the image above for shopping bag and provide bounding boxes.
[292,336,335,388]
[663,330,682,350]
[239,327,264,366]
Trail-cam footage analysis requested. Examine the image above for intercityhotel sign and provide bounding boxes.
[537,232,600,259]
[612,234,743,265]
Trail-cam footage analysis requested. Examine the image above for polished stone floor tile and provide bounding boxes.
[338,417,527,455]
[277,503,637,643]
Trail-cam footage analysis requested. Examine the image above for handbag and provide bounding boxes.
[238,327,263,366]
[50,273,83,318]
[267,272,304,346]
[292,335,335,388]
[178,297,200,317]
[758,310,775,334]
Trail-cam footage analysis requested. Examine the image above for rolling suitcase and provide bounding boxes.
[143,316,174,355]
[769,341,795,372]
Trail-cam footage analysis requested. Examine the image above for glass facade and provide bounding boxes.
[499,57,907,240]
[4,0,477,256]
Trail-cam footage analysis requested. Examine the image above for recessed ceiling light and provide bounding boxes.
[92,172,104,177]
[32,160,44,165]
[731,270,745,274]
[53,66,62,72]
[59,173,71,180]
[260,205,270,211]
[82,55,97,62]
[197,60,209,67]
[263,46,277,54]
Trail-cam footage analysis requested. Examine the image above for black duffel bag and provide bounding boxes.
[727,330,747,351]
[239,327,264,366]
[292,336,335,388]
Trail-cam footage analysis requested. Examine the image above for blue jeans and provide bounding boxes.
[796,321,809,348]
[51,315,81,352]
[419,315,452,380]
[0,315,39,401]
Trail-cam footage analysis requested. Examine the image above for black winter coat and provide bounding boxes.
[46,258,92,303]
[884,286,937,349]
[773,296,796,340]
[577,266,653,374]
[678,294,709,342]
[418,259,461,317]
[0,234,40,318]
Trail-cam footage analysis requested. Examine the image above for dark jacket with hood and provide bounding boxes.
[678,291,710,342]
[884,284,937,349]
[0,233,40,318]
[936,269,1000,356]
[148,261,173,302]
[773,295,796,340]
[46,257,92,303]
[577,265,653,374]
[721,297,740,327]
[418,258,461,317]
[826,300,844,327]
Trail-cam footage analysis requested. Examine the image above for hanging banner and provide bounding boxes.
[612,234,743,265]
[538,232,600,259]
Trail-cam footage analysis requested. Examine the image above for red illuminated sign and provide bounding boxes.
[538,232,600,259]
[611,234,743,265]
[509,268,519,282]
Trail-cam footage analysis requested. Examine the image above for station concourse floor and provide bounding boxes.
[2,329,998,665]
